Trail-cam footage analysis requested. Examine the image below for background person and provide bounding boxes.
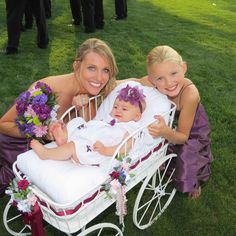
[81,0,104,33]
[69,0,82,25]
[114,0,127,20]
[5,0,49,54]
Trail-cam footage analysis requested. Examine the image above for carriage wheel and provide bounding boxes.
[78,223,123,236]
[3,199,31,236]
[133,154,176,229]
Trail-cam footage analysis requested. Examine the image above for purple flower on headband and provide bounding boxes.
[117,85,146,110]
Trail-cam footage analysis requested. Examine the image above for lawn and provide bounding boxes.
[0,0,236,235]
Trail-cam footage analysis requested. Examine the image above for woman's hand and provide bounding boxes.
[72,94,89,111]
[148,115,168,138]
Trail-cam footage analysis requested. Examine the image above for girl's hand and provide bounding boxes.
[148,115,167,138]
[93,141,105,154]
[72,94,89,111]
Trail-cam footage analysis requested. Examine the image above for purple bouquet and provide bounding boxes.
[15,82,59,143]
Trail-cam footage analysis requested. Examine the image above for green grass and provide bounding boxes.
[0,0,236,235]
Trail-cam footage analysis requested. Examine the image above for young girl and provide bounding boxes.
[136,45,213,199]
[30,85,146,165]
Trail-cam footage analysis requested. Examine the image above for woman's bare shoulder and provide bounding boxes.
[35,73,73,90]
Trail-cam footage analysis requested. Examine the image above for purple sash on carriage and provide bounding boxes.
[0,133,28,195]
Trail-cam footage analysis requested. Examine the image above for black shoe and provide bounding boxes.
[21,25,26,32]
[115,15,127,21]
[72,19,81,26]
[84,28,95,33]
[46,13,51,19]
[38,43,48,49]
[96,25,104,30]
[25,23,33,29]
[37,39,49,49]
[5,47,18,55]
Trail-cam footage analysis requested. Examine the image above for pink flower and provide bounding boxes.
[28,195,37,206]
[110,179,121,191]
[17,179,29,191]
[33,125,48,138]
[24,105,36,117]
[122,163,130,173]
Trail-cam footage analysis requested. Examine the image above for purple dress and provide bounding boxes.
[0,134,29,196]
[168,103,213,193]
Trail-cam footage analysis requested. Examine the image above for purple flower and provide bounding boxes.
[16,102,28,114]
[16,121,34,136]
[32,94,48,105]
[35,82,52,94]
[117,85,146,108]
[39,112,50,121]
[32,104,50,120]
[15,82,57,143]
[109,119,116,126]
[18,91,31,103]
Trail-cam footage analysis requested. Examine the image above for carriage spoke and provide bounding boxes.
[7,213,22,223]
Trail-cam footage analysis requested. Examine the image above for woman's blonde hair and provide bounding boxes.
[147,45,184,67]
[75,38,118,96]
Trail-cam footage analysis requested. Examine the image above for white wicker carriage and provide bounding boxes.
[3,91,177,236]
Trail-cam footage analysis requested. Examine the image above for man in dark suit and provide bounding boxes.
[44,0,51,19]
[69,0,82,25]
[115,0,127,20]
[81,0,104,33]
[5,0,49,54]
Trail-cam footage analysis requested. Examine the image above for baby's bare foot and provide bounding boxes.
[51,122,67,146]
[30,140,47,160]
[188,186,201,199]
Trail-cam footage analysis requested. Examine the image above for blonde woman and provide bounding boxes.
[0,38,118,195]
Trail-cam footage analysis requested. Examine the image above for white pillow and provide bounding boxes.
[17,142,107,204]
[95,81,171,127]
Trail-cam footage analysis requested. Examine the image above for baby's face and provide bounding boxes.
[110,98,141,122]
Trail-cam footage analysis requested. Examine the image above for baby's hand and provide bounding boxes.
[93,141,105,154]
[72,94,89,111]
[148,115,167,138]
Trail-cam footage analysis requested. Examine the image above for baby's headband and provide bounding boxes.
[116,85,146,113]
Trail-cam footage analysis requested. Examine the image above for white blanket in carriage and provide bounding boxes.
[17,81,171,204]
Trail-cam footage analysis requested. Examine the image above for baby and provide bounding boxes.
[30,85,146,165]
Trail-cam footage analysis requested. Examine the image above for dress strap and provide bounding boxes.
[177,83,193,108]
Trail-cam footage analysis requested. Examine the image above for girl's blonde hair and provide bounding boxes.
[75,38,118,96]
[147,45,184,67]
